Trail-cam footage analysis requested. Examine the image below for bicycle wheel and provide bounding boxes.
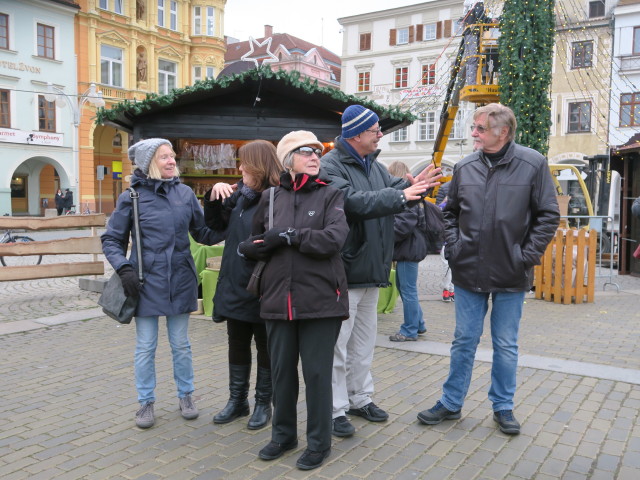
[0,236,43,267]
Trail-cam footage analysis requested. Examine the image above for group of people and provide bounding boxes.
[54,188,73,215]
[101,102,560,471]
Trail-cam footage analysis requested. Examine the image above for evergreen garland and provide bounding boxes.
[499,0,555,155]
[95,66,415,126]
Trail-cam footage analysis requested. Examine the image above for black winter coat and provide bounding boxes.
[241,172,349,321]
[102,171,222,316]
[320,137,409,288]
[392,201,429,263]
[443,142,560,292]
[203,183,262,323]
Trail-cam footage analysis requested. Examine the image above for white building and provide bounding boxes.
[338,0,479,175]
[0,0,80,216]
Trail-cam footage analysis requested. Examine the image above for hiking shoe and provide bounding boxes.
[135,401,155,429]
[332,415,355,437]
[493,410,520,435]
[389,332,417,342]
[417,401,461,425]
[179,394,199,420]
[347,402,388,422]
[296,448,331,470]
[258,440,298,460]
[442,290,452,302]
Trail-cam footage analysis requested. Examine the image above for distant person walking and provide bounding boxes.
[417,103,559,435]
[63,188,73,214]
[54,188,64,216]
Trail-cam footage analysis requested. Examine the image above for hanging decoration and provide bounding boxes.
[240,36,279,69]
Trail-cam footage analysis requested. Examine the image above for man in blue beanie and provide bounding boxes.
[321,104,442,437]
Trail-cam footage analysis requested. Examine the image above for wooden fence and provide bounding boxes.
[533,228,597,304]
[0,215,106,282]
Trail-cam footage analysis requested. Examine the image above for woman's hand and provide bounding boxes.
[209,183,237,201]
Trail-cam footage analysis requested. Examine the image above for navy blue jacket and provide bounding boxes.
[102,171,222,317]
[392,201,428,263]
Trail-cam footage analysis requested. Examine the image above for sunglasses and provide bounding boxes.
[294,146,323,156]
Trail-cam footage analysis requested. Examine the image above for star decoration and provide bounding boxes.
[240,36,279,69]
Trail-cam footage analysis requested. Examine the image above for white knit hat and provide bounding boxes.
[128,138,171,174]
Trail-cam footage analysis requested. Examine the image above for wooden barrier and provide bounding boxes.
[533,228,597,304]
[0,215,106,282]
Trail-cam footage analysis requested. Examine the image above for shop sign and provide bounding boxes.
[0,128,63,146]
[0,60,41,74]
[400,85,442,99]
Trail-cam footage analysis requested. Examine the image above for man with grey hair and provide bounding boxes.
[417,103,559,435]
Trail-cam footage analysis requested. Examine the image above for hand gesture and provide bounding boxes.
[209,182,237,201]
[408,163,443,189]
[403,181,429,201]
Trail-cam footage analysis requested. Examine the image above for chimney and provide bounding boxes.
[265,25,273,37]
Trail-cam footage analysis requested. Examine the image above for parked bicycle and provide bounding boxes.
[0,230,43,267]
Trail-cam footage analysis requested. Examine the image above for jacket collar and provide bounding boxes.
[333,136,381,165]
[130,170,180,194]
[279,171,328,192]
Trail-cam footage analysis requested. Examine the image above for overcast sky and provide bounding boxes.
[224,0,423,54]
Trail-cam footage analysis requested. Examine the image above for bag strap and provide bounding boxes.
[268,186,274,230]
[128,187,144,283]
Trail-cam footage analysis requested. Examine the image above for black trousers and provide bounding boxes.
[265,318,342,452]
[227,318,269,369]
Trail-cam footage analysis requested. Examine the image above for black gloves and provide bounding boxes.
[262,227,297,249]
[117,264,141,297]
[238,234,271,261]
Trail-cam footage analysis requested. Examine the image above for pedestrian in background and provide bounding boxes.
[239,131,349,470]
[437,189,455,303]
[203,140,282,430]
[386,161,428,342]
[102,138,222,429]
[417,103,559,435]
[63,188,73,214]
[54,188,64,216]
[321,104,442,437]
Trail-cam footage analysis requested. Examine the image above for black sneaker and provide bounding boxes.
[493,410,520,435]
[417,401,461,425]
[258,440,298,460]
[418,328,427,335]
[347,402,388,422]
[332,415,355,437]
[296,448,331,470]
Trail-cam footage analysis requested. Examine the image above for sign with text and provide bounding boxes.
[0,128,63,147]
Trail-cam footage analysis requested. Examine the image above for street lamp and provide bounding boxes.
[44,82,105,212]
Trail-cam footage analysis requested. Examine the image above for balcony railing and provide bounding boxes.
[619,55,640,72]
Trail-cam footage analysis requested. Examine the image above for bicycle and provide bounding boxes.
[0,230,43,267]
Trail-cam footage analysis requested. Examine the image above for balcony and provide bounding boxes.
[619,55,640,73]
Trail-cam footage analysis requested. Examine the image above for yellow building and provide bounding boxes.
[76,0,226,214]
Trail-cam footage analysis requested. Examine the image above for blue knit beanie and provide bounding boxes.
[128,138,172,174]
[341,105,379,139]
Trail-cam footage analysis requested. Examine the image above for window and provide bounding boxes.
[0,89,9,127]
[0,13,8,50]
[206,7,215,36]
[38,95,55,132]
[359,32,371,51]
[634,27,640,54]
[157,0,165,27]
[194,65,202,82]
[101,45,123,87]
[589,0,605,18]
[358,71,371,92]
[423,23,437,41]
[418,111,436,141]
[394,66,408,88]
[620,93,640,127]
[449,109,467,139]
[99,0,123,14]
[206,66,214,79]
[571,41,593,68]
[158,59,177,94]
[193,6,215,36]
[37,23,54,59]
[170,1,178,30]
[392,127,408,142]
[421,64,436,85]
[568,101,591,132]
[397,27,409,45]
[194,7,201,35]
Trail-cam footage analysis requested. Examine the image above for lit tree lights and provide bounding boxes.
[499,0,555,155]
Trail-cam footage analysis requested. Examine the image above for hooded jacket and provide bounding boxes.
[320,137,410,288]
[102,171,222,317]
[443,142,560,292]
[242,172,349,321]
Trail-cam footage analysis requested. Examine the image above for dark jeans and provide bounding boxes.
[226,318,269,369]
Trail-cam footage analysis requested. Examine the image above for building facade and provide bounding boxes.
[0,0,80,216]
[338,1,479,175]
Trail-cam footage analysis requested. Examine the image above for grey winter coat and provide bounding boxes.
[443,142,560,292]
[102,171,222,317]
[320,137,410,288]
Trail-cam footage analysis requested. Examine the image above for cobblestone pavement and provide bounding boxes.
[1,253,640,479]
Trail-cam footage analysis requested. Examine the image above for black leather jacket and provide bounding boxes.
[443,142,560,292]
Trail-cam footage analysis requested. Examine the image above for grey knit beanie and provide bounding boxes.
[128,138,172,174]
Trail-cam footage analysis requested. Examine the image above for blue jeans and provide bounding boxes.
[441,286,524,412]
[395,261,426,338]
[134,314,194,404]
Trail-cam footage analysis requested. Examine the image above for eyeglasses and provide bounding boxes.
[294,146,323,156]
[470,124,490,134]
[364,127,383,135]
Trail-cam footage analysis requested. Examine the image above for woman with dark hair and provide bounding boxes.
[203,140,283,430]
